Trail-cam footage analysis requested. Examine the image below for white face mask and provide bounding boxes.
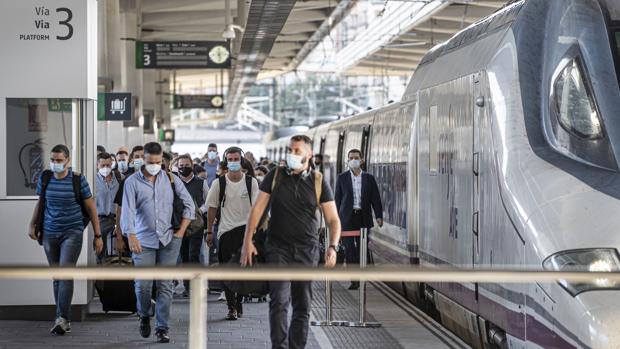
[257,175,264,182]
[111,161,117,170]
[98,167,112,177]
[286,153,305,171]
[207,151,217,160]
[348,159,361,170]
[145,164,161,176]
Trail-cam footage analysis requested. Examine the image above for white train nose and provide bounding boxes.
[578,296,620,348]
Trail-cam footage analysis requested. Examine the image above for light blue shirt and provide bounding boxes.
[95,173,119,216]
[121,169,195,249]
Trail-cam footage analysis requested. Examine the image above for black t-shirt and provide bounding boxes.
[260,167,333,246]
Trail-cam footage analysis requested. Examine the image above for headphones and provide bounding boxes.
[221,146,245,168]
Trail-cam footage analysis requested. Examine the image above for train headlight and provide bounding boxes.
[543,249,620,296]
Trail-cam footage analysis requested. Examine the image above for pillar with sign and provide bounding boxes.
[0,0,98,320]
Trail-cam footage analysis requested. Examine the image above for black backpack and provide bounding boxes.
[166,172,186,231]
[215,175,253,223]
[36,170,90,245]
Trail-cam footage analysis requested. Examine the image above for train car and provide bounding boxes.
[267,0,620,347]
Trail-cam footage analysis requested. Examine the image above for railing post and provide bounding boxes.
[189,274,207,349]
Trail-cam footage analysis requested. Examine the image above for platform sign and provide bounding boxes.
[97,92,132,121]
[173,94,224,109]
[136,41,231,69]
[0,0,97,98]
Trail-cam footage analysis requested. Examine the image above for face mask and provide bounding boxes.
[171,166,179,173]
[208,151,218,160]
[286,153,305,171]
[117,160,128,173]
[111,161,117,170]
[228,161,241,172]
[132,159,144,169]
[179,167,193,177]
[145,164,161,176]
[49,161,66,173]
[349,159,361,170]
[257,176,264,182]
[98,167,112,177]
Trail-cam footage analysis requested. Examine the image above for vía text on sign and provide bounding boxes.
[19,6,73,41]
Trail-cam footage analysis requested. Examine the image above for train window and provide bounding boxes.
[429,105,439,174]
[552,57,603,139]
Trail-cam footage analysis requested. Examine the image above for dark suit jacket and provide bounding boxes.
[334,171,383,231]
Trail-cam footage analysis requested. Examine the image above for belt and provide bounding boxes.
[353,209,362,214]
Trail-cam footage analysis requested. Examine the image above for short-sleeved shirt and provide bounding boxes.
[206,174,259,239]
[36,171,92,235]
[114,176,130,207]
[260,168,333,246]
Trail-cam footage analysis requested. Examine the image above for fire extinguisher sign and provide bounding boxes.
[100,92,132,121]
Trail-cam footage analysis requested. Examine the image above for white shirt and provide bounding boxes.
[350,170,363,210]
[206,173,259,239]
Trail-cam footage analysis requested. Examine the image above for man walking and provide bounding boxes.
[177,154,209,295]
[201,143,219,187]
[121,142,195,343]
[28,144,103,335]
[335,149,383,289]
[95,152,121,263]
[241,135,341,349]
[206,147,258,320]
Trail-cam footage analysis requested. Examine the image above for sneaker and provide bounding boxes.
[217,291,226,301]
[236,303,243,318]
[139,316,151,338]
[225,309,237,321]
[50,317,69,336]
[156,329,170,343]
[65,321,72,333]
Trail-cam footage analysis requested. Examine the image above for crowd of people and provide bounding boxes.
[29,136,384,349]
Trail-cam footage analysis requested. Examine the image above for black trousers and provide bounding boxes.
[181,232,203,292]
[266,238,319,349]
[342,210,363,266]
[97,215,116,264]
[218,225,246,311]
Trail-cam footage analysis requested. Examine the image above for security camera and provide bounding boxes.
[222,24,244,40]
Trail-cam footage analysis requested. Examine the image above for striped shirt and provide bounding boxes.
[36,171,92,235]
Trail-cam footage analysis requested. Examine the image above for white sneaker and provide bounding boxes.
[218,291,226,301]
[50,317,69,335]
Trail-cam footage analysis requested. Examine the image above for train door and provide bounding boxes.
[473,74,482,269]
[361,126,370,171]
[336,131,345,175]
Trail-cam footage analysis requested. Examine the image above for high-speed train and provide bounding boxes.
[267,0,620,347]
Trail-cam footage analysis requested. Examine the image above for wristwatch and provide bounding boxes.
[328,244,338,252]
[94,234,102,239]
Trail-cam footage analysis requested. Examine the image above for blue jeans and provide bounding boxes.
[42,230,84,321]
[132,236,182,331]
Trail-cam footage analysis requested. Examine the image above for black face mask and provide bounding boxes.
[179,167,193,177]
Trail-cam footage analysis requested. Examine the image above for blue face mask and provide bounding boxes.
[228,161,241,172]
[132,159,144,169]
[49,161,66,173]
[208,151,218,160]
[117,160,128,173]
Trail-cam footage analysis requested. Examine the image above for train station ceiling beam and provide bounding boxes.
[141,10,234,26]
[335,0,450,72]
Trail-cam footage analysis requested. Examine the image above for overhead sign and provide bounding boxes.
[136,41,231,69]
[173,95,224,109]
[0,0,97,98]
[97,92,132,121]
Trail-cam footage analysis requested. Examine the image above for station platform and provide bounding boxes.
[0,281,469,349]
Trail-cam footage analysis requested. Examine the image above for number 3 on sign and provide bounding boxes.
[144,55,151,66]
[56,8,73,40]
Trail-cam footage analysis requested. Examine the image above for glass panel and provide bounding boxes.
[553,59,602,139]
[6,98,74,196]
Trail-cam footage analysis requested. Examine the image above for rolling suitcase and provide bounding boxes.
[95,254,137,313]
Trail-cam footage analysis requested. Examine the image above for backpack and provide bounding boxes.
[35,170,90,245]
[215,174,254,223]
[166,172,186,231]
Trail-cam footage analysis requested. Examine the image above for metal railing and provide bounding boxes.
[0,266,617,348]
